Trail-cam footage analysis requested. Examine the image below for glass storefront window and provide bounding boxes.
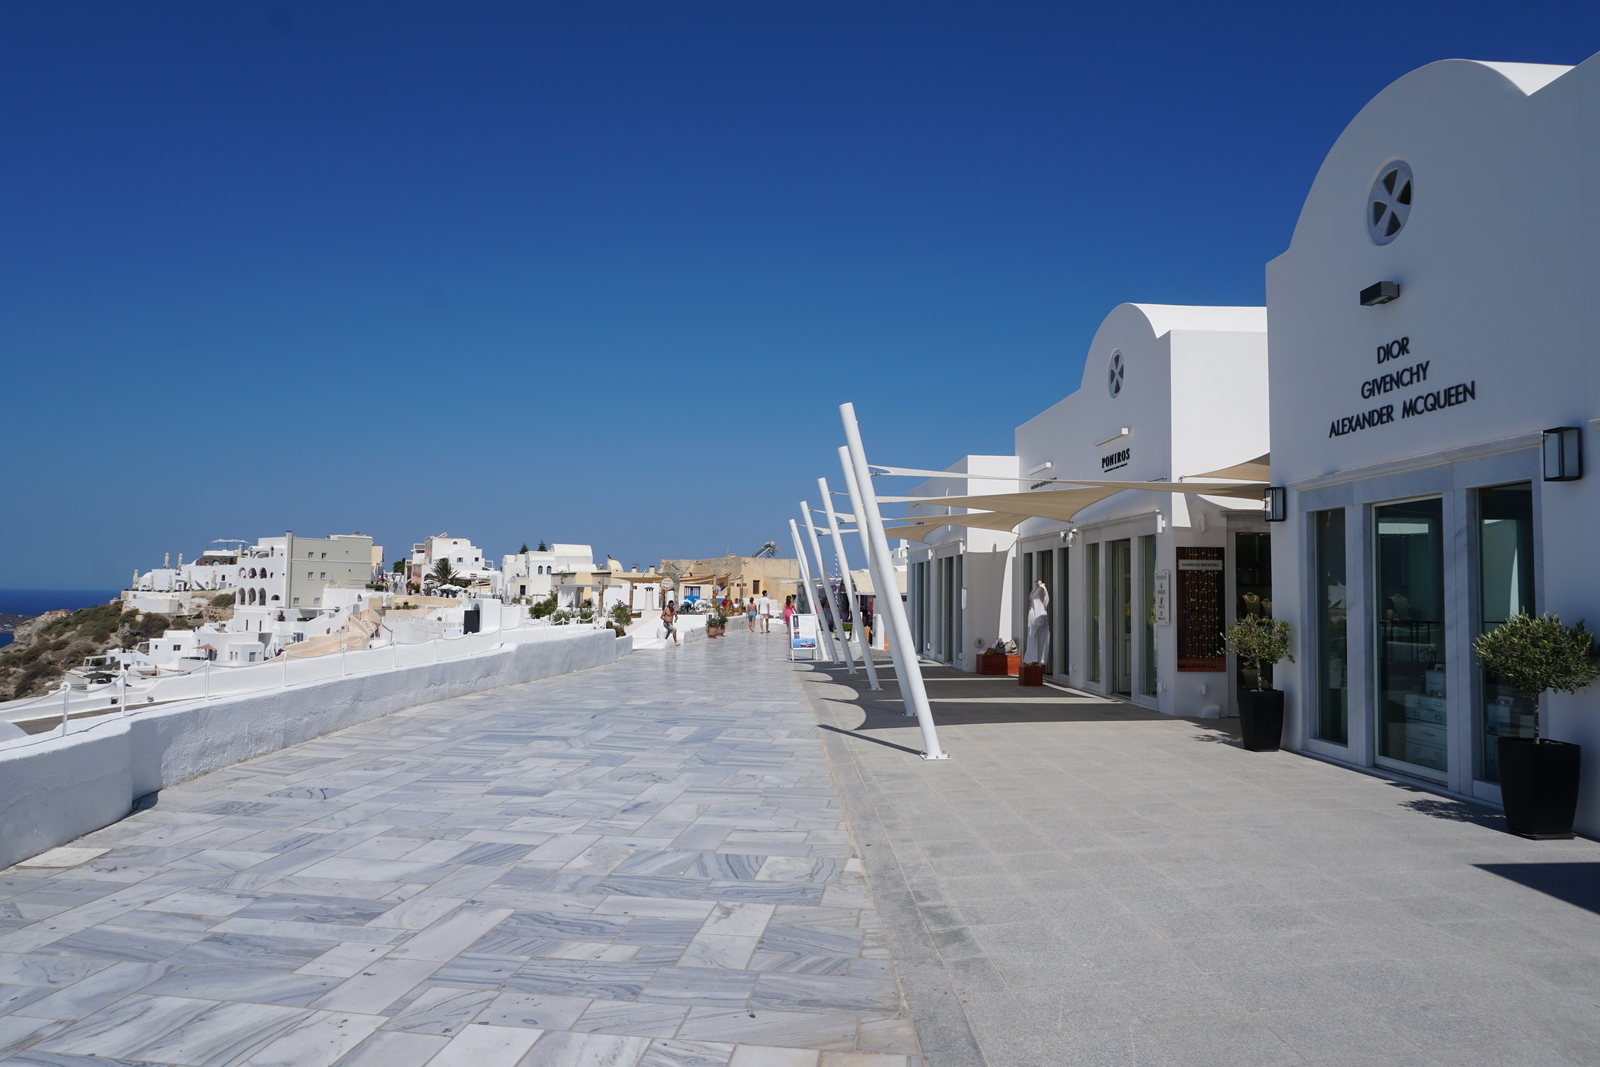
[1375,498,1447,779]
[1478,483,1535,782]
[1110,539,1132,696]
[1055,547,1069,677]
[1086,543,1101,683]
[1314,510,1348,745]
[1037,550,1055,674]
[1140,535,1157,696]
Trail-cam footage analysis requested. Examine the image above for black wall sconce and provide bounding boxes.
[1543,426,1582,481]
[1263,486,1287,522]
[1360,281,1400,306]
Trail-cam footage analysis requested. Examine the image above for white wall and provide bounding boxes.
[1266,55,1600,828]
[0,628,628,871]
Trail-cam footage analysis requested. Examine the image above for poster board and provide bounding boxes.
[790,613,819,661]
[1176,548,1225,671]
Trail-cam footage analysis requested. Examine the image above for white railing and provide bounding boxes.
[0,612,614,737]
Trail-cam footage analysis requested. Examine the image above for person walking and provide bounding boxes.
[757,591,773,633]
[660,599,679,646]
[746,595,759,632]
[782,594,796,633]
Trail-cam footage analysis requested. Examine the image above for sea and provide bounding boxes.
[0,589,120,648]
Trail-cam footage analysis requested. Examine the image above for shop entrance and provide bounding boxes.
[1234,532,1273,691]
[1375,497,1447,781]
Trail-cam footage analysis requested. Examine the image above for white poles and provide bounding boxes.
[801,502,857,674]
[789,518,840,662]
[838,446,891,661]
[820,476,880,691]
[119,667,128,719]
[60,682,69,737]
[840,402,946,759]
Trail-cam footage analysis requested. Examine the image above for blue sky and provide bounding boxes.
[6,1,1599,586]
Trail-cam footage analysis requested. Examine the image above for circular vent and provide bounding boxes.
[1108,350,1125,398]
[1367,160,1413,245]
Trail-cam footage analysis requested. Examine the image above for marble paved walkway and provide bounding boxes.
[0,632,919,1067]
[803,659,1600,1067]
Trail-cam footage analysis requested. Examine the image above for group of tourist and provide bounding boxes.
[655,593,799,646]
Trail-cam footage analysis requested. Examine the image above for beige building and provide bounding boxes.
[658,554,800,608]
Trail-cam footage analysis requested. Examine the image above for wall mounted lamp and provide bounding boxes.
[1543,426,1583,481]
[1263,486,1287,522]
[1360,281,1400,306]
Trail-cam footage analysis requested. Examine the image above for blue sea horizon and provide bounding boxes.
[0,589,121,647]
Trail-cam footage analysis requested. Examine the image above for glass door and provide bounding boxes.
[1234,532,1273,691]
[1478,484,1535,782]
[1314,510,1349,744]
[1375,498,1447,780]
[1140,535,1157,696]
[1086,543,1101,684]
[1109,539,1132,696]
[1055,547,1069,677]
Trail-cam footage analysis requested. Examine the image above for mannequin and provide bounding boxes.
[1024,579,1051,666]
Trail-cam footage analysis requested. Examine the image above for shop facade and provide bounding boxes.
[1267,57,1600,826]
[1013,303,1269,713]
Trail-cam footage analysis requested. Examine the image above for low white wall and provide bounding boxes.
[0,629,627,871]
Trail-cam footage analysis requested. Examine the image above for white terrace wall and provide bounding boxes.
[0,629,628,871]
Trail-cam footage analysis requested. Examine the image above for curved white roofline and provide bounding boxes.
[1121,302,1266,337]
[1471,60,1572,96]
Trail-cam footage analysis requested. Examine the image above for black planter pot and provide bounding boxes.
[1499,737,1581,839]
[1237,689,1285,752]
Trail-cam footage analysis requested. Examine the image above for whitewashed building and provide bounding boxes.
[1266,56,1600,826]
[1007,304,1270,711]
[124,533,380,614]
[500,544,598,601]
[409,534,499,596]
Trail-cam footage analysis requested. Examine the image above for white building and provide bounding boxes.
[500,544,597,601]
[124,533,380,614]
[901,456,1020,670]
[1266,56,1600,825]
[1007,304,1270,710]
[410,534,499,596]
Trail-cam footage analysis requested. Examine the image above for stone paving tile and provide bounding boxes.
[803,656,1600,1067]
[0,633,920,1066]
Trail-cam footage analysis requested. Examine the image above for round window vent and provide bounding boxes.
[1367,160,1413,245]
[1108,350,1125,398]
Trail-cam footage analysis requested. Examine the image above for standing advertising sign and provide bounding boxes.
[790,613,819,660]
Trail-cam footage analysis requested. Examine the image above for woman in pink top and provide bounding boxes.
[782,595,796,632]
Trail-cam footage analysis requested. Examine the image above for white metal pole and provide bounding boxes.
[60,682,69,737]
[839,447,892,660]
[840,402,946,759]
[802,502,856,674]
[820,476,880,691]
[205,658,211,700]
[120,667,128,718]
[789,519,839,663]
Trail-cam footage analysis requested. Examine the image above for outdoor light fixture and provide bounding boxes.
[1543,426,1583,481]
[1360,281,1400,306]
[1264,486,1287,522]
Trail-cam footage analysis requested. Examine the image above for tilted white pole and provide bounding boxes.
[820,476,880,691]
[789,519,840,663]
[801,502,857,674]
[837,447,891,662]
[840,402,946,758]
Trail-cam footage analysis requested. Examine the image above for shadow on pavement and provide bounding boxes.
[1476,862,1600,915]
[797,659,1239,739]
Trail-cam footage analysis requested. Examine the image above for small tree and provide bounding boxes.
[537,539,548,552]
[1474,612,1600,742]
[431,559,462,587]
[520,542,530,554]
[610,602,633,629]
[530,594,558,619]
[392,560,406,574]
[1222,615,1293,692]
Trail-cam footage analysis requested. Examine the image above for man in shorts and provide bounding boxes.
[757,591,773,633]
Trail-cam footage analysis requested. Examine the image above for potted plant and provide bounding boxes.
[608,602,633,636]
[706,613,728,637]
[978,640,1019,676]
[1222,614,1293,751]
[1473,612,1600,839]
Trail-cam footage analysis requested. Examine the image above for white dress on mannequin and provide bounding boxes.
[1024,579,1050,666]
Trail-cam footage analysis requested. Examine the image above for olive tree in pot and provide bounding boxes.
[1222,615,1294,751]
[1473,612,1600,839]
